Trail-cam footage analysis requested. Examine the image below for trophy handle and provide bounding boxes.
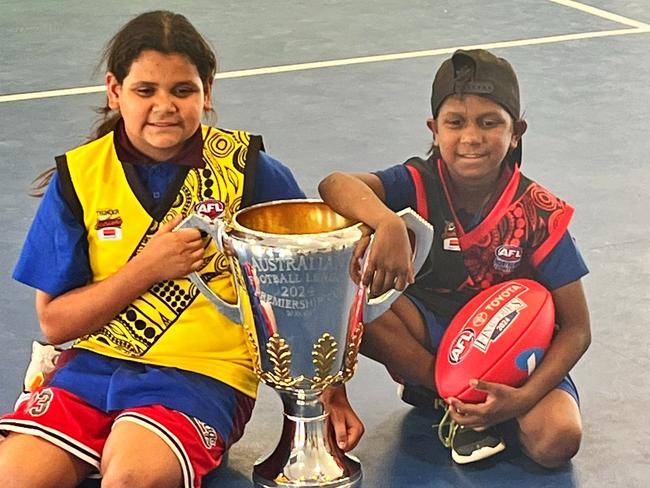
[363,207,433,322]
[176,214,244,325]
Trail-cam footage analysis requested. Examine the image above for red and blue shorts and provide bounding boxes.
[1,387,248,488]
[0,349,256,488]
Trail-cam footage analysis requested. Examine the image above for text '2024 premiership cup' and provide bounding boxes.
[180,199,433,487]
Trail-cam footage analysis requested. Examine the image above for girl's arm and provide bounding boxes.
[37,215,205,344]
[318,172,414,295]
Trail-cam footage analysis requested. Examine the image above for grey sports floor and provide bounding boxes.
[1,1,649,486]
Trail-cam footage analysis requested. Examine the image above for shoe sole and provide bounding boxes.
[451,440,506,464]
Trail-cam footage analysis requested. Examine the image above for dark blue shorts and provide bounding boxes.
[409,295,579,405]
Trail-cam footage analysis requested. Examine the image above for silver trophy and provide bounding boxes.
[180,199,433,487]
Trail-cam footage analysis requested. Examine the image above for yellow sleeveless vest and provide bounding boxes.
[59,126,259,398]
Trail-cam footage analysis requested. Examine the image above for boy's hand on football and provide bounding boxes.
[447,379,530,430]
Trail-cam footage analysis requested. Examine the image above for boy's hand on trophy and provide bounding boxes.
[349,225,373,285]
[362,215,415,297]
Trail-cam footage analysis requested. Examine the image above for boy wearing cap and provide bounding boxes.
[319,49,590,467]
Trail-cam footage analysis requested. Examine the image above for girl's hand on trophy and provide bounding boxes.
[137,215,206,282]
[362,216,415,297]
[322,385,365,451]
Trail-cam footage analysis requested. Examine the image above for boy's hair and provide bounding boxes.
[430,49,523,166]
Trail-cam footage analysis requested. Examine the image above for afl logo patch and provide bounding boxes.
[195,199,225,220]
[494,244,522,272]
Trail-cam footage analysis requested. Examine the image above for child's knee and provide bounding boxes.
[521,421,582,469]
[101,466,166,488]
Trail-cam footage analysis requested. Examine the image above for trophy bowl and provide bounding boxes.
[180,199,433,487]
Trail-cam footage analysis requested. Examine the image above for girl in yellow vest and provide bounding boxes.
[0,10,363,488]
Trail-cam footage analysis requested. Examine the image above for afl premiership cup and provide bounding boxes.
[180,199,433,487]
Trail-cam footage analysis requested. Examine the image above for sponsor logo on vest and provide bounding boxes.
[195,199,226,220]
[494,244,523,272]
[96,208,123,240]
[448,328,475,364]
[442,220,461,251]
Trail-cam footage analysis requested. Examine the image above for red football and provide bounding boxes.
[434,279,555,403]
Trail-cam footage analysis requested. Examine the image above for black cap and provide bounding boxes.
[431,49,520,119]
[431,49,522,165]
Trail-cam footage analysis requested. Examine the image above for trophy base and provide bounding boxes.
[252,393,362,488]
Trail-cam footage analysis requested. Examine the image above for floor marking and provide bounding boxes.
[1,26,648,104]
[548,0,650,29]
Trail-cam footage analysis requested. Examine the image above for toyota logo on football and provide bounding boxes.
[472,312,488,327]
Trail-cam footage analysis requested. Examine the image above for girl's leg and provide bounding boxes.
[360,295,436,389]
[101,421,183,488]
[0,432,94,488]
[516,388,582,468]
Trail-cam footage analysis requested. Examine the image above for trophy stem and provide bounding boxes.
[253,391,362,487]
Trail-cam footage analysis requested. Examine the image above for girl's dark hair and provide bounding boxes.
[31,10,217,196]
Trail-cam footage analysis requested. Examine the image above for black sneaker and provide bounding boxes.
[398,384,447,412]
[437,409,506,464]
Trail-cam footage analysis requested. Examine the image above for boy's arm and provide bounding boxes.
[514,279,591,408]
[318,172,414,295]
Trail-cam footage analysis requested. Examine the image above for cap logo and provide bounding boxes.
[463,81,494,94]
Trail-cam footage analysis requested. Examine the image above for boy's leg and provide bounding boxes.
[516,388,582,468]
[0,433,94,488]
[360,295,436,388]
[364,296,507,464]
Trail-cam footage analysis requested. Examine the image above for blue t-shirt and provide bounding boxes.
[14,151,305,296]
[375,164,588,290]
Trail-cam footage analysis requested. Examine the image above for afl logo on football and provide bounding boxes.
[448,328,475,364]
[195,199,225,220]
[494,244,522,273]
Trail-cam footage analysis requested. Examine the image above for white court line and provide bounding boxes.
[1,26,649,105]
[548,0,650,29]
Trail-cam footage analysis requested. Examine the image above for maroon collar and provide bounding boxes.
[113,119,204,168]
